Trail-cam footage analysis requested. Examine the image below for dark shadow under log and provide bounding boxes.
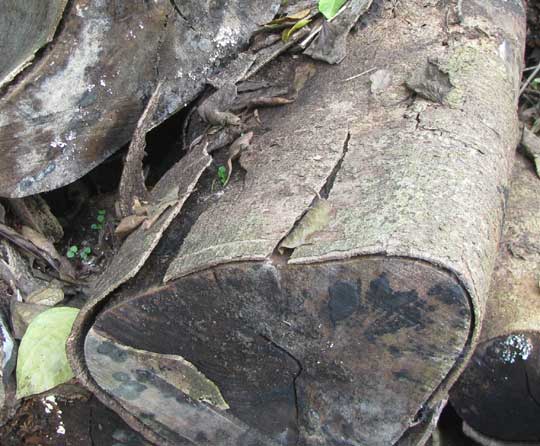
[450,155,540,444]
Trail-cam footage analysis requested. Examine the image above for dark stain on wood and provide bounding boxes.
[364,273,427,341]
[96,339,128,363]
[328,280,360,324]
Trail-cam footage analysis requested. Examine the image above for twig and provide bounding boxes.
[520,61,540,96]
[342,67,377,82]
[0,223,60,272]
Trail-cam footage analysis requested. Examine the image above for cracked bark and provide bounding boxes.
[450,155,540,443]
[69,1,525,445]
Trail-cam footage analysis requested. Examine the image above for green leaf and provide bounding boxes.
[66,245,78,258]
[96,215,105,223]
[80,247,92,260]
[217,166,228,186]
[282,18,311,42]
[16,307,80,399]
[266,8,311,26]
[91,223,99,230]
[97,209,106,215]
[279,199,333,252]
[318,0,347,19]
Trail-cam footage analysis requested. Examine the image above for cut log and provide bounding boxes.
[68,1,526,445]
[0,0,280,197]
[450,154,540,444]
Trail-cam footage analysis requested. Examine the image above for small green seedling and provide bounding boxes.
[80,247,92,261]
[66,245,78,258]
[67,245,92,260]
[217,166,228,186]
[91,210,106,230]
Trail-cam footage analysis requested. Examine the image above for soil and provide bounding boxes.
[0,388,149,446]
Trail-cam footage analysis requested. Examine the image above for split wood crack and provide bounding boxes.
[274,130,350,260]
[259,333,303,445]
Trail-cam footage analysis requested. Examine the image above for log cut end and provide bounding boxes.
[451,331,540,442]
[85,256,472,446]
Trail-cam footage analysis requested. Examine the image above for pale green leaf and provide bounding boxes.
[318,0,348,19]
[282,18,311,42]
[16,307,79,398]
[279,199,333,251]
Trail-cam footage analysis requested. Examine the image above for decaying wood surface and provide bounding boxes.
[68,1,526,445]
[0,0,280,197]
[450,155,540,444]
[0,0,68,88]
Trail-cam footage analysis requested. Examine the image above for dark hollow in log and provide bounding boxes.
[450,155,540,443]
[87,257,471,446]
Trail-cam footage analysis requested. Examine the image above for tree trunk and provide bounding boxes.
[68,1,526,445]
[450,154,540,445]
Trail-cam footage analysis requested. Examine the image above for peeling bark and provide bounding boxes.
[117,84,163,218]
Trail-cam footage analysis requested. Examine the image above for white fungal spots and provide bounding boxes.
[42,395,56,414]
[214,26,237,49]
[0,319,14,372]
[75,4,88,17]
[100,79,106,87]
[41,395,66,435]
[50,139,67,149]
[500,334,533,364]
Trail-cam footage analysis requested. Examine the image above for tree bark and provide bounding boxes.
[0,0,68,88]
[68,1,526,445]
[450,154,540,444]
[0,0,280,197]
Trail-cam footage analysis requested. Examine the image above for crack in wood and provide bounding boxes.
[258,334,302,446]
[320,131,350,199]
[272,130,350,263]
